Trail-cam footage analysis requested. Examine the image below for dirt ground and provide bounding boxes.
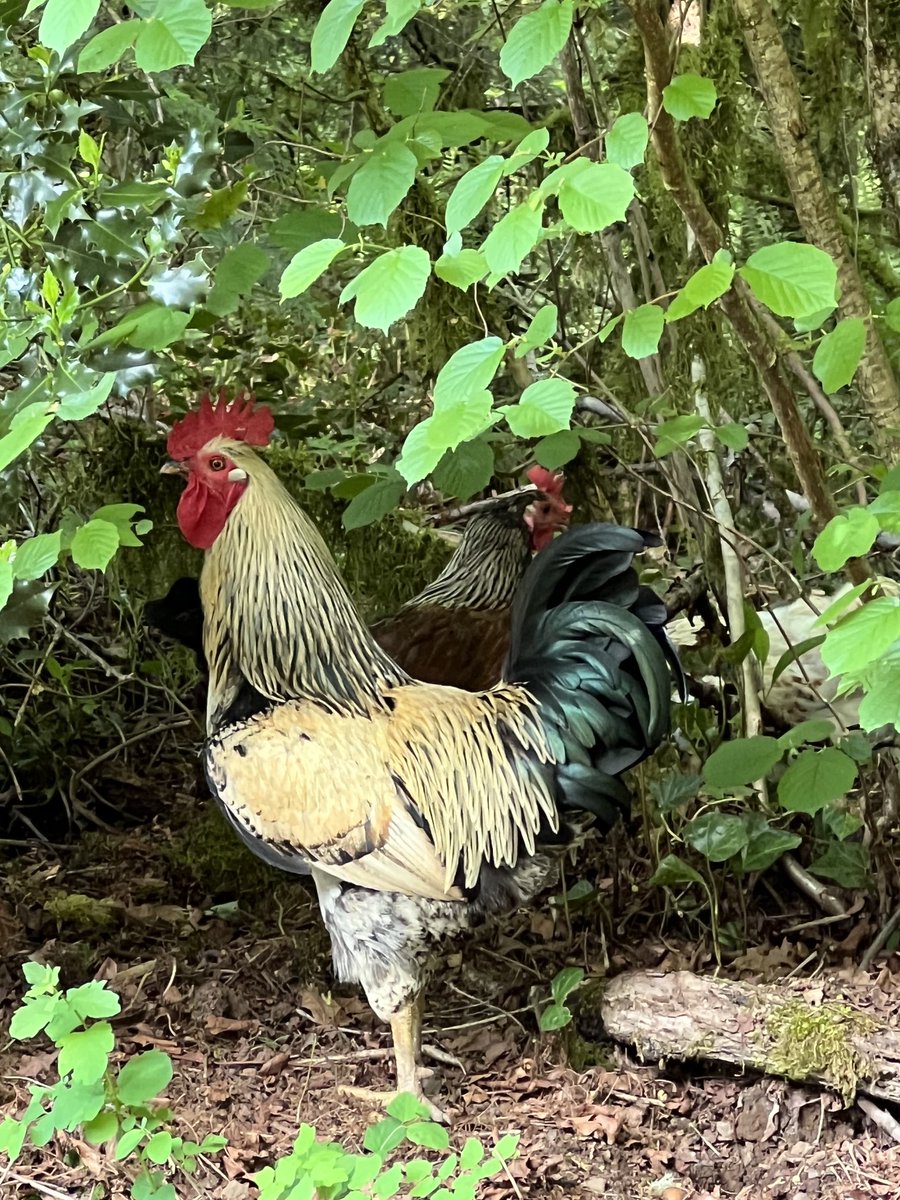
[2,757,900,1200]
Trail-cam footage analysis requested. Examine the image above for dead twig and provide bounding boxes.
[861,901,900,972]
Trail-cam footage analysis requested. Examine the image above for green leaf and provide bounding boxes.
[279,238,347,300]
[741,819,802,873]
[539,1002,572,1031]
[703,736,782,788]
[432,439,495,500]
[78,128,101,171]
[654,414,704,457]
[134,0,212,70]
[384,67,448,117]
[87,305,191,352]
[341,476,406,530]
[666,251,735,322]
[57,373,117,420]
[858,655,900,732]
[820,598,900,675]
[515,303,558,357]
[738,242,838,320]
[340,245,431,332]
[208,244,270,316]
[662,72,717,120]
[502,127,550,177]
[13,532,61,582]
[50,1081,106,1131]
[810,841,869,889]
[58,1021,114,1084]
[9,994,57,1039]
[812,508,880,572]
[551,966,584,1004]
[499,0,573,87]
[885,297,900,333]
[347,141,418,227]
[77,21,137,70]
[605,112,648,170]
[714,423,749,452]
[116,1050,173,1106]
[65,981,120,1021]
[501,377,576,437]
[83,1111,118,1145]
[812,318,866,393]
[621,304,665,360]
[649,854,705,887]
[460,1138,483,1170]
[91,503,147,548]
[70,519,120,571]
[778,747,857,815]
[311,0,364,73]
[407,1121,451,1150]
[558,161,634,233]
[144,1130,174,1164]
[115,1127,146,1160]
[39,0,100,54]
[397,394,495,484]
[534,428,581,469]
[364,1115,407,1156]
[0,409,53,472]
[777,718,836,750]
[482,200,544,275]
[369,0,421,46]
[650,773,701,814]
[684,811,750,861]
[432,337,504,409]
[869,490,900,533]
[434,248,488,290]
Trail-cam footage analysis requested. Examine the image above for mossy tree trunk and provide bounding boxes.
[733,0,900,461]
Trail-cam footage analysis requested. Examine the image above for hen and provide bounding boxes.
[162,392,682,1118]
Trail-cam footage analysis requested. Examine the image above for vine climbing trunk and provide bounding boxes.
[732,0,900,462]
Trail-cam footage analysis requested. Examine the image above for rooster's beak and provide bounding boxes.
[160,461,188,476]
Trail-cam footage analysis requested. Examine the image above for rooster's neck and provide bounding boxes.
[200,459,406,727]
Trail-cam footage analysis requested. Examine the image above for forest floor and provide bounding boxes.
[2,745,900,1200]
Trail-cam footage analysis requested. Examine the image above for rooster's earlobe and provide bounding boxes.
[228,467,248,483]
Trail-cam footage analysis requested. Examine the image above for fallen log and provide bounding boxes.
[600,970,900,1105]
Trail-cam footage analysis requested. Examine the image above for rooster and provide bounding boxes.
[145,467,571,690]
[162,392,681,1118]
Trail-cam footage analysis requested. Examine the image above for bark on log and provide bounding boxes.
[601,970,900,1105]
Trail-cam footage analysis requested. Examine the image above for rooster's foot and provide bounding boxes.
[338,1080,449,1124]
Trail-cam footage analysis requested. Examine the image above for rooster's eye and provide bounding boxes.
[209,457,226,472]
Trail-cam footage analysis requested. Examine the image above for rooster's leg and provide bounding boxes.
[338,995,449,1122]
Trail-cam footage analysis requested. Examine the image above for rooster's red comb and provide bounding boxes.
[526,465,566,494]
[167,389,275,460]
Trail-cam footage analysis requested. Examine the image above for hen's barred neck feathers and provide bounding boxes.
[201,439,406,727]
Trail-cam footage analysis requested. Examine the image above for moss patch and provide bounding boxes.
[764,997,877,1104]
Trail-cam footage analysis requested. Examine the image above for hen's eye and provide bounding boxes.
[209,456,226,472]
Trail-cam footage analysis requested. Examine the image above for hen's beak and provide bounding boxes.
[160,460,188,476]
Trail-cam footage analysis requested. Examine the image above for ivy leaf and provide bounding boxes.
[347,141,418,227]
[342,475,406,530]
[134,0,212,70]
[666,251,735,322]
[70,519,120,571]
[683,811,750,862]
[654,413,704,457]
[662,73,717,120]
[279,238,347,300]
[812,507,879,571]
[39,0,100,55]
[500,377,576,437]
[738,242,838,320]
[778,748,858,815]
[383,67,449,117]
[499,0,573,87]
[534,428,581,470]
[515,303,557,358]
[432,439,495,500]
[482,200,544,275]
[551,966,584,1004]
[650,854,705,888]
[445,156,504,236]
[703,736,782,788]
[621,304,664,360]
[340,245,431,332]
[812,317,867,393]
[810,841,869,889]
[820,598,900,675]
[605,112,648,170]
[558,161,634,233]
[741,820,801,873]
[13,532,61,582]
[432,337,505,409]
[310,0,364,73]
[434,248,487,290]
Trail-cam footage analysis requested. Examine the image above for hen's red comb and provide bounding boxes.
[526,465,565,495]
[167,389,275,460]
